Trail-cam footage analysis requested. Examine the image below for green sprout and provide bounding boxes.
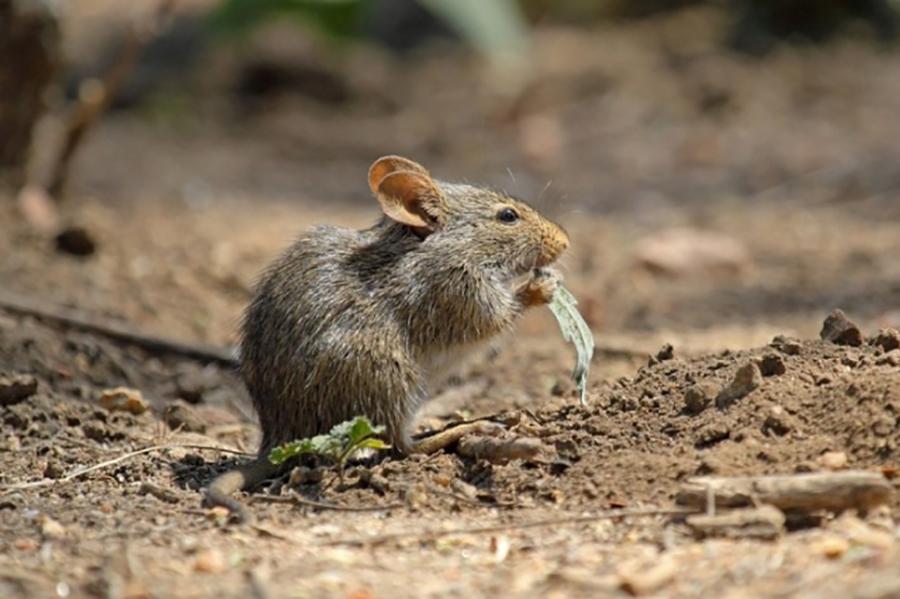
[268,416,390,475]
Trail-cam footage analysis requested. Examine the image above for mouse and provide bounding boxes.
[206,155,569,522]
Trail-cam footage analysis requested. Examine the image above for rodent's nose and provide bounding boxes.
[539,221,570,265]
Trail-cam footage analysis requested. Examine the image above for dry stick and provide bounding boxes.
[323,507,696,546]
[677,471,894,513]
[46,0,177,196]
[0,290,238,366]
[0,443,251,495]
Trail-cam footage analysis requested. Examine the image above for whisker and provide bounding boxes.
[538,180,553,202]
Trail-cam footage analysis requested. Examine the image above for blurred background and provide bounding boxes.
[3,0,900,356]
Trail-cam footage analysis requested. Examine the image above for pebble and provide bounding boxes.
[716,362,762,408]
[820,309,862,347]
[0,373,38,406]
[763,406,794,436]
[876,352,900,366]
[13,537,38,551]
[193,548,227,573]
[164,400,206,433]
[813,536,849,559]
[757,353,786,377]
[55,226,97,256]
[870,328,900,352]
[98,387,148,415]
[683,382,716,415]
[818,451,848,470]
[39,515,66,540]
[770,335,802,355]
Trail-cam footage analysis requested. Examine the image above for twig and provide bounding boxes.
[322,507,696,546]
[46,0,177,196]
[249,493,403,512]
[0,443,251,495]
[677,471,893,513]
[0,290,238,366]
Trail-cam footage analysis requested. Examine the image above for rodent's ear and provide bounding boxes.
[374,170,445,230]
[368,155,430,194]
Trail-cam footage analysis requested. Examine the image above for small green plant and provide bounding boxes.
[268,416,390,474]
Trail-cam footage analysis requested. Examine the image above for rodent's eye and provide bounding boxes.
[496,207,519,224]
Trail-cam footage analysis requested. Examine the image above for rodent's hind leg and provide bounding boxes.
[409,421,504,454]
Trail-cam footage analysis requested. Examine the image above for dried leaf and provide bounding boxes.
[548,285,594,405]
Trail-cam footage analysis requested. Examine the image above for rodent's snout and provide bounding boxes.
[537,220,570,267]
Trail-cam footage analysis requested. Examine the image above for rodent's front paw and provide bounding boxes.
[517,268,560,308]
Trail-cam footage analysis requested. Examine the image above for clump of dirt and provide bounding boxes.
[303,326,898,516]
[2,298,898,597]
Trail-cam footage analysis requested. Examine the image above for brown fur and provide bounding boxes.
[206,156,569,522]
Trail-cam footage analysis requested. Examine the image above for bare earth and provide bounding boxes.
[2,9,899,598]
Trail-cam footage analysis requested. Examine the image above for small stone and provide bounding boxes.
[876,353,900,367]
[763,406,794,436]
[770,335,802,355]
[289,466,325,486]
[872,416,896,437]
[193,548,227,573]
[757,354,786,377]
[694,423,730,447]
[684,382,716,415]
[450,479,479,500]
[81,422,125,443]
[98,387,148,415]
[138,482,181,504]
[43,461,65,479]
[814,536,849,559]
[55,226,96,256]
[655,343,674,362]
[820,309,863,347]
[819,451,848,470]
[870,328,900,353]
[207,506,231,522]
[716,363,762,408]
[14,537,38,551]
[550,376,575,397]
[841,354,859,368]
[164,400,206,433]
[39,515,66,540]
[0,373,38,406]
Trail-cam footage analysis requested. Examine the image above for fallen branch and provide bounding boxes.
[0,290,238,366]
[676,471,893,513]
[323,507,696,546]
[686,505,785,540]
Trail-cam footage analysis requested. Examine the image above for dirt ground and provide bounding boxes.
[2,7,900,599]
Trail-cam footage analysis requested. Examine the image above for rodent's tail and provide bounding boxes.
[204,457,279,524]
